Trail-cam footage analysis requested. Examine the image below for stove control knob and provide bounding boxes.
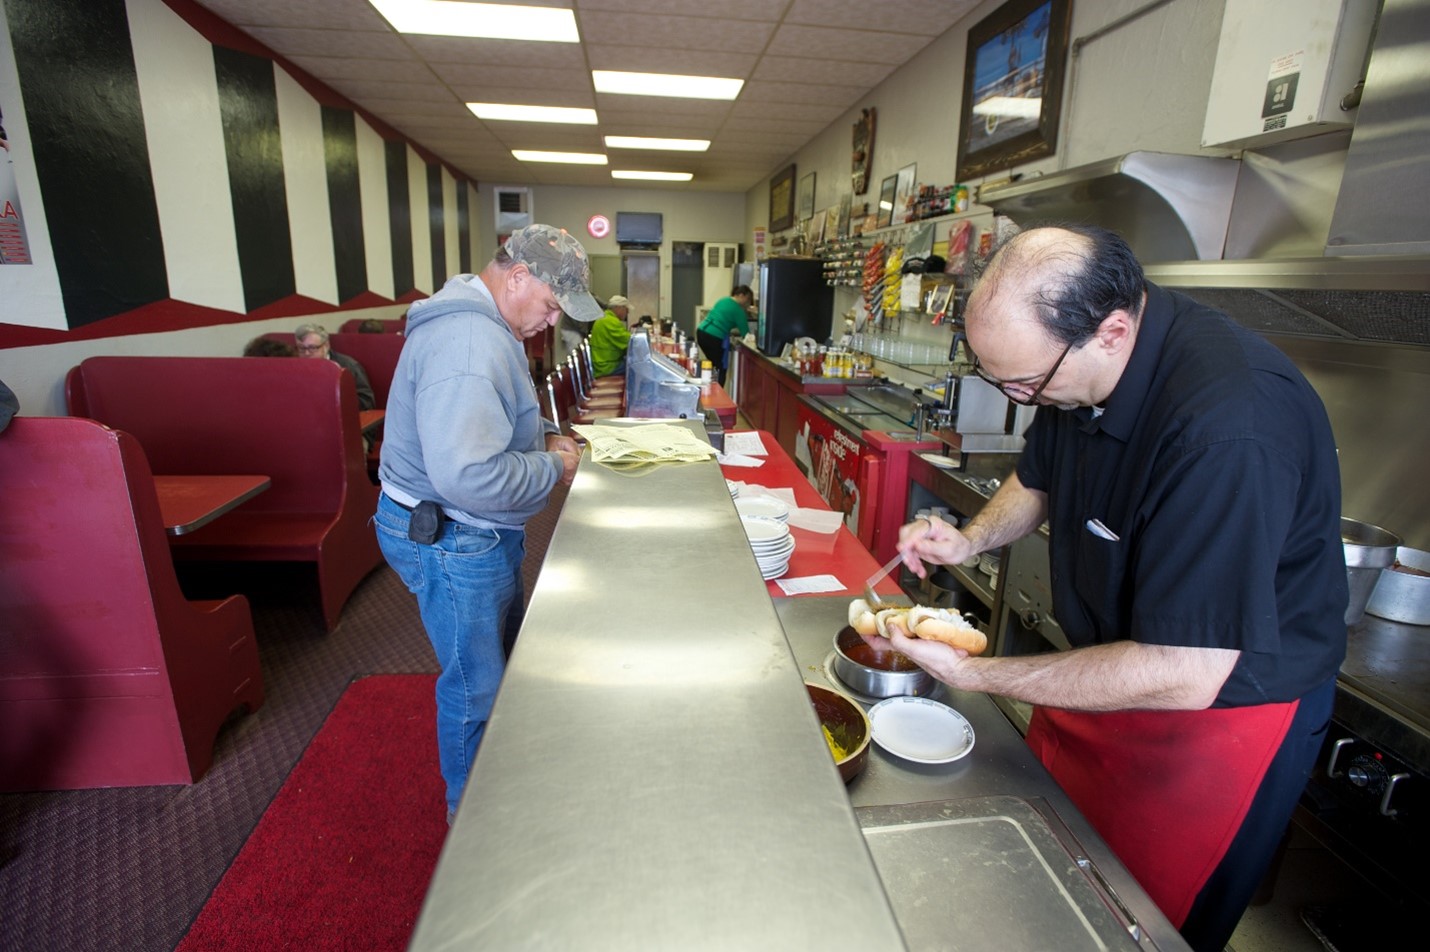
[1347,753,1388,793]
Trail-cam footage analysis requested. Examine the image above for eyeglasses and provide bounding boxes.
[970,339,1075,406]
[296,342,326,354]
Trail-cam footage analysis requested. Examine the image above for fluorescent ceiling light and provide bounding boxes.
[971,96,1042,120]
[512,150,608,165]
[468,103,597,124]
[369,1,579,42]
[605,136,710,152]
[592,70,743,101]
[611,170,693,181]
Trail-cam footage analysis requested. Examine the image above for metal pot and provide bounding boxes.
[1342,517,1401,625]
[833,626,935,698]
[1366,546,1430,626]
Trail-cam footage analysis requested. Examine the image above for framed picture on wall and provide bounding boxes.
[851,107,876,195]
[876,174,897,229]
[769,164,797,232]
[956,0,1072,181]
[892,163,916,226]
[796,171,816,221]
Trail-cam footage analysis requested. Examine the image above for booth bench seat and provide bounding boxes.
[0,417,264,790]
[66,356,382,631]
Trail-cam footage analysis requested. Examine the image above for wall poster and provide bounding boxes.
[0,102,33,265]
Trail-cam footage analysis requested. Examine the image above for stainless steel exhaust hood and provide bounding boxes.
[977,152,1242,262]
[1327,0,1430,257]
[977,152,1430,346]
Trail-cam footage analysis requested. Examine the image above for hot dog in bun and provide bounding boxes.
[848,599,986,655]
[903,605,987,655]
[848,598,879,636]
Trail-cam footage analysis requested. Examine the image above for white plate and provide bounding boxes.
[735,496,790,521]
[917,451,960,471]
[741,515,789,543]
[750,534,795,552]
[758,563,792,575]
[868,697,975,764]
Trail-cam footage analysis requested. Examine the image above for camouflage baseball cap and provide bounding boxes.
[504,224,603,322]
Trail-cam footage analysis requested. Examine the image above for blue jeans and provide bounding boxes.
[374,494,526,814]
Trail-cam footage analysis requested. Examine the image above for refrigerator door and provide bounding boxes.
[757,258,833,356]
[621,251,660,325]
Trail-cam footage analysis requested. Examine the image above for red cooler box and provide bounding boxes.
[795,398,937,562]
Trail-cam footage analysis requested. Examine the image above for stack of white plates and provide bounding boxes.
[734,495,790,522]
[741,515,796,580]
[979,551,1001,585]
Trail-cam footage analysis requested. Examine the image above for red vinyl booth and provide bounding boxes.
[338,316,405,334]
[326,333,403,409]
[259,331,403,409]
[66,356,382,631]
[0,417,264,790]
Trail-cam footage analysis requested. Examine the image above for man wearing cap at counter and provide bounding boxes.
[374,224,598,825]
[878,224,1346,952]
[589,294,632,377]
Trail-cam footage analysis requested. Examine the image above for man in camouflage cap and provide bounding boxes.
[502,224,603,325]
[374,224,595,824]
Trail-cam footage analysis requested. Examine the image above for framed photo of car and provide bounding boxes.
[955,0,1072,181]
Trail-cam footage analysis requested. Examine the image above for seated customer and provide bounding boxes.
[1,376,18,433]
[589,295,632,377]
[294,322,375,410]
[243,337,296,358]
[357,318,386,333]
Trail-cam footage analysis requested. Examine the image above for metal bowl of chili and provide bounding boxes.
[832,625,935,699]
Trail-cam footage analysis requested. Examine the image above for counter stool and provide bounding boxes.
[568,354,623,412]
[580,341,626,395]
[549,365,619,430]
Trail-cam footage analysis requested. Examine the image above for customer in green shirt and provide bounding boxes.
[589,295,632,377]
[696,285,753,387]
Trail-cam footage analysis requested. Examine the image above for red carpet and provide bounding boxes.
[179,674,446,951]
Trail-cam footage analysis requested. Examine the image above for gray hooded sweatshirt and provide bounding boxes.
[378,274,560,529]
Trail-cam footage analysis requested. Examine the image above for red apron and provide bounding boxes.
[1025,701,1297,927]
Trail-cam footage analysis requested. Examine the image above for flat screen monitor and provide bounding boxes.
[616,212,662,245]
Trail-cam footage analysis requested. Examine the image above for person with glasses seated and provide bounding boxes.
[872,224,1346,952]
[294,322,376,411]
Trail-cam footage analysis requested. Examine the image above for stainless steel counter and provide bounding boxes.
[777,596,1189,952]
[408,421,906,950]
[408,421,1187,950]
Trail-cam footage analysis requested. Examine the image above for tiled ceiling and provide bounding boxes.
[192,0,981,192]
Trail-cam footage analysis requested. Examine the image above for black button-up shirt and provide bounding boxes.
[1016,283,1346,706]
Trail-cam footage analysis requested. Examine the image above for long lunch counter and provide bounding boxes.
[408,420,1187,952]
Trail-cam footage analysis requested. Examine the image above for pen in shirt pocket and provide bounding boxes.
[1085,518,1120,541]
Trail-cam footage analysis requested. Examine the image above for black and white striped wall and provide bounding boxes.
[0,0,474,343]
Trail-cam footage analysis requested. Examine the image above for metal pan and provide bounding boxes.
[832,625,935,698]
